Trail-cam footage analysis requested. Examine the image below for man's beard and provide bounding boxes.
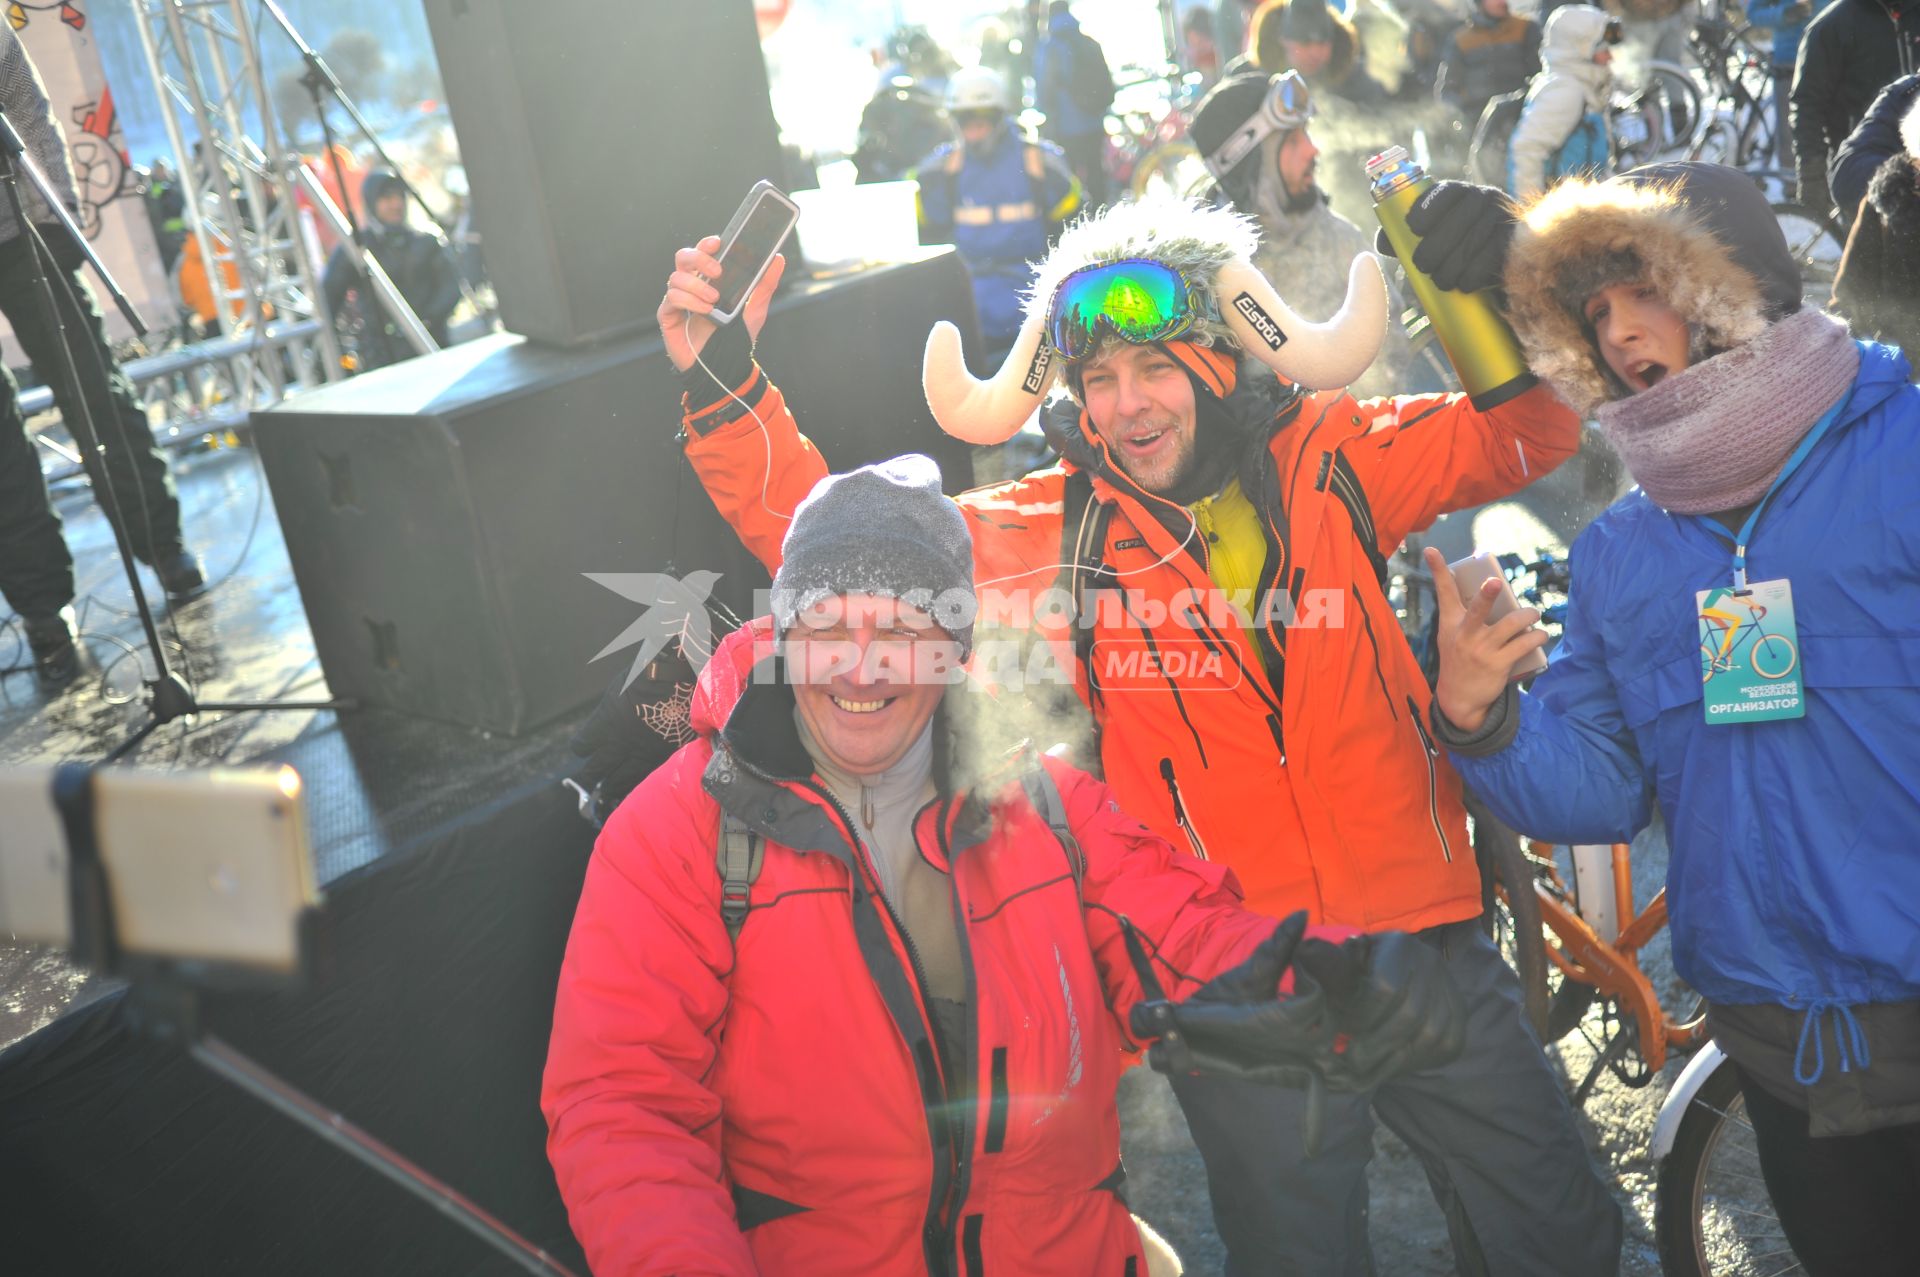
[1280,162,1320,213]
[1110,416,1198,495]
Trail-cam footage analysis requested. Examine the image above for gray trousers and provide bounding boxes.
[1170,922,1622,1276]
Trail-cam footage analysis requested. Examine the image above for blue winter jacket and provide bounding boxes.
[1034,12,1106,139]
[1744,0,1834,68]
[1453,342,1920,1014]
[914,123,1079,346]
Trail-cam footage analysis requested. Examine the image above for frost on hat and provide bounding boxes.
[772,455,977,655]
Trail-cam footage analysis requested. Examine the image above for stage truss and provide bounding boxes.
[128,0,342,407]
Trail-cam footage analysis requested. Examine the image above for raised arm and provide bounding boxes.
[1423,544,1654,844]
[1338,380,1582,553]
[660,236,827,572]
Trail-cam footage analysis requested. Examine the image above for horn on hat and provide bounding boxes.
[1215,253,1387,391]
[922,312,1057,445]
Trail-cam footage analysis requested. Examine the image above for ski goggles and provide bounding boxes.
[1202,70,1314,177]
[1045,258,1203,362]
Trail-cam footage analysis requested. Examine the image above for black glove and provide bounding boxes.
[1127,912,1338,1089]
[1292,931,1467,1091]
[1795,170,1833,218]
[1373,180,1518,294]
[565,642,702,825]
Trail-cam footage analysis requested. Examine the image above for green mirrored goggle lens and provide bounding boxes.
[1047,259,1196,360]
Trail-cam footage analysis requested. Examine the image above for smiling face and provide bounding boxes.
[1079,342,1201,495]
[1583,282,1692,394]
[786,594,958,776]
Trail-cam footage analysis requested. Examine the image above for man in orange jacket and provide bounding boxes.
[657,194,1621,1272]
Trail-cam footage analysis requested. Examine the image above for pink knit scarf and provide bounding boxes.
[1594,309,1859,515]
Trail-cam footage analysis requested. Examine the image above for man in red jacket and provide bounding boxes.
[541,453,1462,1276]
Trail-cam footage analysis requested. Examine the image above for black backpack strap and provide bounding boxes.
[1021,763,1084,902]
[717,809,764,946]
[1060,469,1115,710]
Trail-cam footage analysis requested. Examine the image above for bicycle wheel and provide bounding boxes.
[1701,643,1718,683]
[1735,93,1779,170]
[1750,633,1797,680]
[1129,141,1209,201]
[1474,806,1549,1039]
[1769,202,1846,305]
[1643,61,1704,156]
[1655,1061,1802,1277]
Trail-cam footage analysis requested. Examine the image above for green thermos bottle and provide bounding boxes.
[1367,146,1537,410]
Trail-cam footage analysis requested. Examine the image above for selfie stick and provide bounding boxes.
[49,765,576,1277]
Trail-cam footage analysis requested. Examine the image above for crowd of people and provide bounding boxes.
[1,0,1908,1270]
[540,3,1920,1275]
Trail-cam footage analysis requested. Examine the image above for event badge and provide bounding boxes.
[1695,579,1804,724]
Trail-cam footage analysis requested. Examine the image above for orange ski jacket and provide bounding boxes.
[679,364,1579,932]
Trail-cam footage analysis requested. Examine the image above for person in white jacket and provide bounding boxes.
[1507,6,1620,199]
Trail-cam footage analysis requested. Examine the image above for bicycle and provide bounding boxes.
[1105,66,1211,201]
[1699,600,1798,683]
[1683,16,1782,170]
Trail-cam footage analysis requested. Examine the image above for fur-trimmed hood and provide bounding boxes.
[1251,0,1361,85]
[1503,162,1803,415]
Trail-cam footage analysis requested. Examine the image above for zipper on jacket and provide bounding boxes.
[802,777,963,1264]
[1352,584,1398,718]
[1159,757,1212,860]
[1406,695,1454,863]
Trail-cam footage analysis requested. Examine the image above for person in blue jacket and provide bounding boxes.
[1425,161,1920,1276]
[1831,73,1920,223]
[913,65,1081,367]
[1745,0,1835,169]
[1033,1,1114,206]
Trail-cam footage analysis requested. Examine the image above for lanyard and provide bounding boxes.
[1710,392,1851,593]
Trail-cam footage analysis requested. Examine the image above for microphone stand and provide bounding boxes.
[0,109,351,759]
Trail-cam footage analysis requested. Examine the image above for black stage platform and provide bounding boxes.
[0,444,600,1273]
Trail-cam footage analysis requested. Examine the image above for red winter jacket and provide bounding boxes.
[542,622,1315,1275]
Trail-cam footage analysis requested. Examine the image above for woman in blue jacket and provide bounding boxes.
[1426,161,1920,1276]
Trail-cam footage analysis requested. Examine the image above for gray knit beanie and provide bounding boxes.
[771,454,976,656]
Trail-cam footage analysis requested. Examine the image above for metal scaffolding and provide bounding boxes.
[129,0,344,406]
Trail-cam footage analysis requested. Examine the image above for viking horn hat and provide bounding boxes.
[923,198,1388,445]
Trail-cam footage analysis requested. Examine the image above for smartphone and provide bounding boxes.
[707,180,800,325]
[1448,552,1549,679]
[0,765,317,975]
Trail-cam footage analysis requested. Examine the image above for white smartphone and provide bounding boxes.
[1448,552,1549,679]
[707,180,800,325]
[0,765,317,975]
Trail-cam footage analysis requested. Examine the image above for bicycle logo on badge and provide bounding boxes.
[1698,588,1797,684]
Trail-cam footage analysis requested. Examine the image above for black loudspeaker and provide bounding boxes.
[421,0,785,348]
[254,252,979,735]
